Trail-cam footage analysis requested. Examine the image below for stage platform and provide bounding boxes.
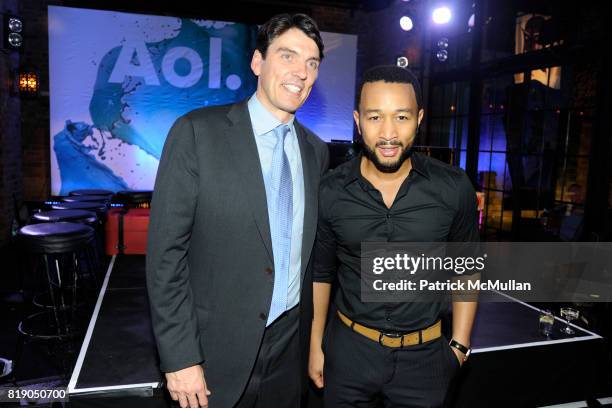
[67,255,609,407]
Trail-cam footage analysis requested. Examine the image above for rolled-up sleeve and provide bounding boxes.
[449,170,479,243]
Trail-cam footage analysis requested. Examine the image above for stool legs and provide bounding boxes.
[43,254,63,337]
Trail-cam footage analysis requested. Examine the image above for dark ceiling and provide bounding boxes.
[53,0,362,25]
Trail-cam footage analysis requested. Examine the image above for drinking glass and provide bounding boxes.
[539,309,554,338]
[560,307,579,335]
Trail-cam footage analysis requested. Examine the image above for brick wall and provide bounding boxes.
[0,0,23,247]
[20,0,50,201]
[311,5,356,34]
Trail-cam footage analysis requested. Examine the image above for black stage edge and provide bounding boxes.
[68,255,609,408]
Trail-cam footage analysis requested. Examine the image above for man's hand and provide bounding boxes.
[450,346,465,367]
[165,364,211,408]
[308,345,325,388]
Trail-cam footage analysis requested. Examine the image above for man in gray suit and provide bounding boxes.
[146,13,329,408]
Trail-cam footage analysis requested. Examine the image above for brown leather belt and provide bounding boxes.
[337,310,441,348]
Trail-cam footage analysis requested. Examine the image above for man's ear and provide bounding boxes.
[417,109,425,127]
[251,50,263,76]
[353,110,361,135]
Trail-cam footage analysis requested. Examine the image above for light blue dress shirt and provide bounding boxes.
[247,94,304,313]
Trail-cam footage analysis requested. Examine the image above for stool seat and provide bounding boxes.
[32,210,98,225]
[69,189,114,197]
[116,190,152,205]
[51,201,108,215]
[62,195,111,203]
[18,222,95,254]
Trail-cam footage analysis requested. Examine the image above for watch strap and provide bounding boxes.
[449,339,471,358]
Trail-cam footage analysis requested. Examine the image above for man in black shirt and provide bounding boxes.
[309,65,479,407]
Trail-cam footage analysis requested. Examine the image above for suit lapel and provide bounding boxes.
[226,101,273,262]
[225,103,318,273]
[295,121,318,279]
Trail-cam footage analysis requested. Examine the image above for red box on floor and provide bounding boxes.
[105,208,150,255]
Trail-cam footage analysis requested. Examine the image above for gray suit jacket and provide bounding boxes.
[146,100,329,407]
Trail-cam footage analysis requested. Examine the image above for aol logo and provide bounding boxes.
[109,38,242,90]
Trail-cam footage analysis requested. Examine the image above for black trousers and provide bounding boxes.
[235,306,301,408]
[323,314,460,408]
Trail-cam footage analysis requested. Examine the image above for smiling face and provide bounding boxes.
[251,28,321,123]
[354,81,424,174]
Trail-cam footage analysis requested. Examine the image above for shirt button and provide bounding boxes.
[259,312,267,320]
[386,316,391,321]
[386,214,391,219]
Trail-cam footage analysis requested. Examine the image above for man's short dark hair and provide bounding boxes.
[256,13,324,60]
[357,65,423,111]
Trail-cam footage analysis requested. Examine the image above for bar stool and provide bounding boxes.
[51,201,109,222]
[30,210,101,291]
[115,190,152,209]
[61,195,111,204]
[31,209,98,225]
[69,189,114,197]
[50,203,108,256]
[15,222,96,378]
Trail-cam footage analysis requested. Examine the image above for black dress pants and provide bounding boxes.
[323,314,460,408]
[235,306,301,408]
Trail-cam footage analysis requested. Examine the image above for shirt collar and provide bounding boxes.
[247,93,295,137]
[344,150,431,188]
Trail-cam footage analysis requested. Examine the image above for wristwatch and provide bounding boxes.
[449,339,471,362]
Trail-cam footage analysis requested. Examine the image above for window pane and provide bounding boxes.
[555,156,590,202]
[562,111,592,156]
[490,153,508,190]
[490,114,507,151]
[479,115,493,151]
[477,152,493,189]
[428,117,451,147]
[449,115,468,150]
[485,190,504,229]
[458,150,467,170]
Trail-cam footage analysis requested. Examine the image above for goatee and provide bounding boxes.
[360,140,414,173]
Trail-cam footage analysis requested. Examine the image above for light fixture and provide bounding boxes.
[435,37,449,63]
[399,16,414,31]
[436,49,448,62]
[3,15,24,50]
[8,17,22,32]
[468,14,475,28]
[432,7,452,25]
[18,71,39,95]
[396,56,409,68]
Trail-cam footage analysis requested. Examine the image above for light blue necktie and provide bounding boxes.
[267,124,293,325]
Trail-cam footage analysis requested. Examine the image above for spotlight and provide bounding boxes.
[399,16,414,31]
[437,37,449,49]
[468,14,475,28]
[3,15,24,50]
[8,32,23,47]
[396,56,409,68]
[435,37,449,63]
[432,7,452,25]
[8,17,22,32]
[436,49,448,62]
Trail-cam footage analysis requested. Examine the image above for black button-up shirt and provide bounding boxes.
[313,152,479,332]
